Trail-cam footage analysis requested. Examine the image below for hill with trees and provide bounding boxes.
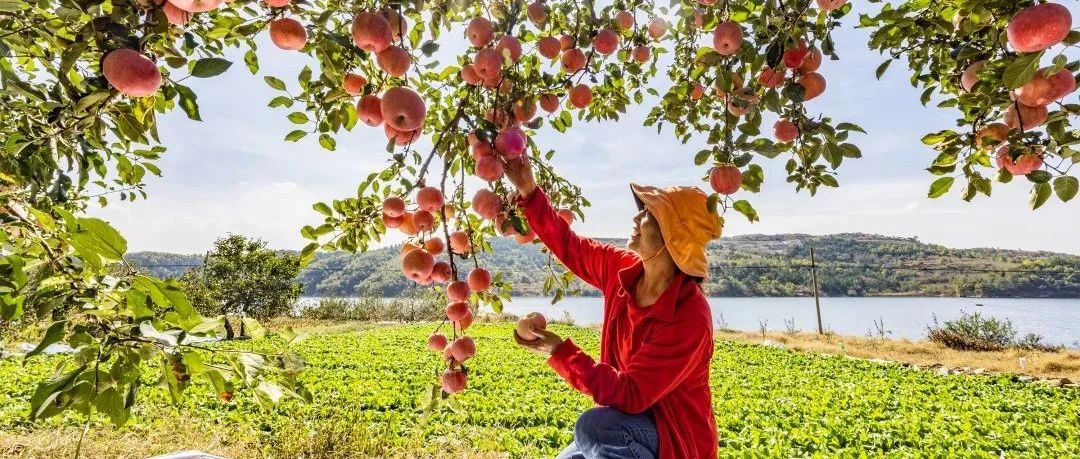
[126,233,1080,298]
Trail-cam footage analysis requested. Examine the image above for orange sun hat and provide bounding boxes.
[630,183,723,278]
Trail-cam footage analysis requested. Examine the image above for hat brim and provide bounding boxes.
[630,182,647,211]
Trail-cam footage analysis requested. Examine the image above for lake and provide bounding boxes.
[501,297,1080,348]
[298,296,1080,348]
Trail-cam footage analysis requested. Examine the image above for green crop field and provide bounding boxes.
[2,323,1078,458]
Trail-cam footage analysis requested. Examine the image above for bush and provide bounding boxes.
[298,295,443,322]
[1015,333,1064,353]
[927,311,1017,351]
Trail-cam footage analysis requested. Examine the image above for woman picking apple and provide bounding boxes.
[504,156,722,459]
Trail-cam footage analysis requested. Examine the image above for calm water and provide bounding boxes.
[499,297,1080,348]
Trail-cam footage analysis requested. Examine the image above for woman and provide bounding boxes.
[504,156,722,459]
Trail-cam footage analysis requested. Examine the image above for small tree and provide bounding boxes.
[190,235,302,338]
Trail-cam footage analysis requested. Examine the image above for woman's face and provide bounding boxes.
[628,209,664,256]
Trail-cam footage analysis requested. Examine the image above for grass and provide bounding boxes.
[716,329,1080,381]
[1,323,1078,458]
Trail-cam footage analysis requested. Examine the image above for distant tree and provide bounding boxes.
[183,235,302,338]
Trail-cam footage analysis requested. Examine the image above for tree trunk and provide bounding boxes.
[223,316,235,340]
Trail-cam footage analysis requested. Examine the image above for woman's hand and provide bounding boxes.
[503,156,537,200]
[513,327,564,356]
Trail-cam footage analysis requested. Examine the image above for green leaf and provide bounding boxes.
[313,202,333,216]
[96,387,129,426]
[287,112,309,124]
[694,149,711,166]
[875,59,892,80]
[174,84,201,121]
[420,41,440,56]
[1030,182,1052,209]
[318,134,336,151]
[24,321,66,361]
[0,0,29,12]
[928,177,954,198]
[836,123,866,134]
[732,200,759,223]
[268,96,293,108]
[264,76,287,91]
[244,49,259,74]
[1003,52,1043,90]
[1053,176,1078,202]
[191,58,232,78]
[71,217,128,261]
[285,130,307,142]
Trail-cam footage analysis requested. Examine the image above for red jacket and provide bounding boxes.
[519,188,718,459]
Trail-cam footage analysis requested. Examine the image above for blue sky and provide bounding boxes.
[92,3,1080,255]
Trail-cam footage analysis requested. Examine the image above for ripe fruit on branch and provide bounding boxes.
[975,123,1010,150]
[632,45,651,63]
[1007,3,1072,53]
[382,196,405,217]
[402,248,435,282]
[465,16,494,48]
[447,280,470,302]
[496,36,523,62]
[413,210,434,233]
[774,119,799,143]
[512,98,537,123]
[218,391,233,402]
[265,0,289,7]
[383,213,404,228]
[449,336,476,361]
[527,1,548,26]
[561,48,587,73]
[270,18,307,51]
[690,83,705,100]
[442,205,456,220]
[428,333,448,351]
[381,87,426,131]
[475,155,505,182]
[592,28,619,55]
[449,231,471,255]
[996,145,1044,176]
[474,49,502,81]
[163,2,192,26]
[783,40,810,69]
[441,370,467,393]
[800,48,823,73]
[816,0,847,12]
[398,212,418,235]
[538,37,561,59]
[468,267,492,292]
[559,34,575,50]
[430,261,452,283]
[417,187,444,212]
[516,312,548,341]
[352,12,392,53]
[461,65,481,85]
[960,60,986,93]
[376,45,411,77]
[472,189,501,220]
[424,236,445,255]
[102,49,162,98]
[514,227,536,244]
[798,72,826,101]
[495,127,527,160]
[455,311,474,331]
[615,11,634,30]
[169,0,222,12]
[1013,68,1076,107]
[569,84,592,109]
[380,7,407,40]
[710,165,743,195]
[343,73,366,95]
[539,94,559,113]
[715,72,744,97]
[384,125,421,145]
[446,301,470,321]
[648,17,667,39]
[758,66,785,88]
[357,95,383,126]
[1004,103,1048,131]
[712,22,743,56]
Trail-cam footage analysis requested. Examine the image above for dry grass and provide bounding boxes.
[716,329,1080,381]
[0,426,256,459]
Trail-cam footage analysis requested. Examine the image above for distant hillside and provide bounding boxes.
[126,233,1080,298]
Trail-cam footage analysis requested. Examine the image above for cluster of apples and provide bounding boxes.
[962,3,1074,176]
[345,10,431,146]
[101,0,307,98]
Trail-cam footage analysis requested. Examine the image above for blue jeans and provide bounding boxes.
[554,407,659,459]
